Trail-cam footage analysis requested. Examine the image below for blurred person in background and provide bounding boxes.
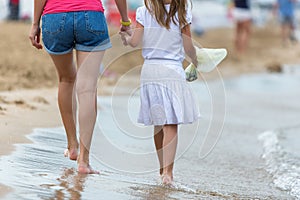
[8,0,19,20]
[29,0,130,174]
[274,0,297,46]
[231,0,252,59]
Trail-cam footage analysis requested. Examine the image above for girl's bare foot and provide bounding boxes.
[77,164,99,174]
[64,147,78,161]
[161,174,173,185]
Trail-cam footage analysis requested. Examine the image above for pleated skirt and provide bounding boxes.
[138,60,201,126]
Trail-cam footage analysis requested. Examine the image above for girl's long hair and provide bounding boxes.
[144,0,189,29]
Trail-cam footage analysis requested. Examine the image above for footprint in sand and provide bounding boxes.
[33,96,49,105]
[13,100,36,110]
[0,96,9,104]
[0,105,7,115]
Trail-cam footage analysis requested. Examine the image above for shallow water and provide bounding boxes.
[1,70,300,199]
[259,128,300,199]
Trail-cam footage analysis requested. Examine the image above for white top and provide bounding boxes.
[136,5,192,62]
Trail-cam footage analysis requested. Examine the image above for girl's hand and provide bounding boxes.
[29,24,43,49]
[119,31,129,46]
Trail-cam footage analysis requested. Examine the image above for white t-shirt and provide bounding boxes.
[136,5,192,62]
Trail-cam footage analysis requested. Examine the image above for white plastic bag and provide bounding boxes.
[185,47,227,82]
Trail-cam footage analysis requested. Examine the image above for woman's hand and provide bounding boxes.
[29,24,43,49]
[120,24,132,36]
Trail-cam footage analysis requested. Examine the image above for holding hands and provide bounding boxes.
[119,31,131,46]
[119,21,144,48]
[119,19,132,46]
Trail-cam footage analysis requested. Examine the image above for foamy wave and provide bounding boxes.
[258,131,300,199]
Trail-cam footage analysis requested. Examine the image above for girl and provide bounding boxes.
[120,0,200,185]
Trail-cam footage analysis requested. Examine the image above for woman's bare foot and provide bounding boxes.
[64,148,78,161]
[77,164,99,174]
[161,174,173,185]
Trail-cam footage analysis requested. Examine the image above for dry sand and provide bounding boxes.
[0,21,300,197]
[1,21,300,91]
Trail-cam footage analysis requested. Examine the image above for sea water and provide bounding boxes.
[257,66,300,199]
[0,68,299,199]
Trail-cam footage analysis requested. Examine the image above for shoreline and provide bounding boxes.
[0,81,140,198]
[0,88,61,157]
[0,72,298,199]
[0,88,60,197]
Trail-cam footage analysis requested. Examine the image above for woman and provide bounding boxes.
[29,0,130,174]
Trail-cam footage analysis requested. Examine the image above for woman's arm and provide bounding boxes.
[182,24,198,67]
[114,0,129,22]
[120,22,143,47]
[114,0,131,32]
[29,0,47,49]
[32,0,46,26]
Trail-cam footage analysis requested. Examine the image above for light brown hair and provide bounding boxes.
[144,0,190,29]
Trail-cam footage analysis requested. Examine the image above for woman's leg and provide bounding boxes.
[76,50,105,174]
[235,20,251,57]
[154,126,164,175]
[162,124,178,184]
[241,19,251,53]
[234,21,243,56]
[50,52,78,160]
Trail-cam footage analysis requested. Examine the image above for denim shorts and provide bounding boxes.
[42,11,112,55]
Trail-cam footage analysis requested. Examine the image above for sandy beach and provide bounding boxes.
[1,20,300,199]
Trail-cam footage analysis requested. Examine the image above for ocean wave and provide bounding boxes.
[258,130,300,199]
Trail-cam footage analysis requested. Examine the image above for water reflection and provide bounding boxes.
[54,168,87,200]
[130,185,174,200]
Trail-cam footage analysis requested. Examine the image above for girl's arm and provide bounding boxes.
[29,0,47,49]
[182,24,198,67]
[121,22,144,47]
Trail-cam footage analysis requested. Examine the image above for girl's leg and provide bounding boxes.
[162,124,178,184]
[50,52,78,161]
[154,126,164,175]
[76,50,105,174]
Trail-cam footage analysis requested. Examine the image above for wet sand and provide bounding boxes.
[1,21,300,199]
[0,88,60,197]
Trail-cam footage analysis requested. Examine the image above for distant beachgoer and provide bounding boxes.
[29,0,130,174]
[274,0,297,46]
[120,0,200,185]
[232,0,252,59]
[8,0,19,20]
